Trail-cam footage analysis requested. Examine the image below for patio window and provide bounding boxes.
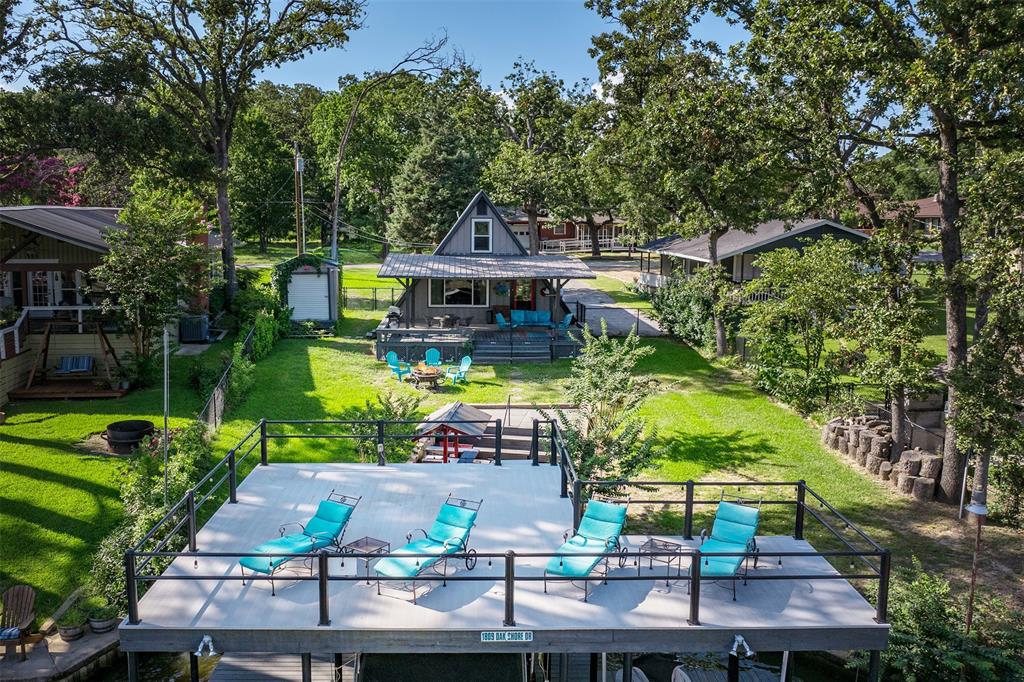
[429,279,489,307]
[553,223,566,236]
[471,219,492,252]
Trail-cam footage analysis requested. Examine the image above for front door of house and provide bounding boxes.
[510,280,535,310]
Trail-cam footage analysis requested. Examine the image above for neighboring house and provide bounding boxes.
[376,190,595,363]
[499,207,628,253]
[637,218,870,289]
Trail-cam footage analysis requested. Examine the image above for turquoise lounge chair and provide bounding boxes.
[424,347,442,368]
[690,497,760,601]
[239,491,360,595]
[445,356,472,384]
[374,495,482,603]
[544,497,628,601]
[555,313,574,331]
[386,351,411,381]
[495,313,511,330]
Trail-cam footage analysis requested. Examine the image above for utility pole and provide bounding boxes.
[294,141,305,255]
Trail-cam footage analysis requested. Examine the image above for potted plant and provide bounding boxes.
[57,607,87,642]
[113,361,134,391]
[84,594,120,634]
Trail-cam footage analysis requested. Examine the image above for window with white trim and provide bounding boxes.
[471,219,492,252]
[553,223,566,236]
[429,279,489,307]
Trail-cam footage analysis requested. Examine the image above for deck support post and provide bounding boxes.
[503,550,515,626]
[494,419,503,466]
[688,549,701,625]
[589,653,599,682]
[259,418,268,465]
[301,653,312,682]
[334,653,345,677]
[228,449,237,503]
[318,550,331,626]
[571,480,582,532]
[683,480,694,539]
[126,652,139,682]
[376,420,386,466]
[189,653,199,682]
[561,653,569,682]
[794,480,806,540]
[530,419,539,465]
[868,651,881,682]
[726,651,739,682]
[186,491,198,552]
[781,651,794,681]
[550,422,558,467]
[125,551,140,624]
[876,550,891,623]
[622,653,633,682]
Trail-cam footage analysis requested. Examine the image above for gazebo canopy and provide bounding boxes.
[416,402,492,438]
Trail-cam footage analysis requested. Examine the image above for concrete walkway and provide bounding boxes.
[563,258,663,337]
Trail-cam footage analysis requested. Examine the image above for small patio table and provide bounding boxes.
[638,537,687,586]
[340,536,391,583]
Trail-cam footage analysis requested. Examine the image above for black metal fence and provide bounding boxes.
[123,417,890,634]
[196,326,255,431]
[341,287,402,311]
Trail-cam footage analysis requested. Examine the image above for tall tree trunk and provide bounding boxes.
[934,109,969,502]
[586,214,601,257]
[526,204,540,255]
[215,140,237,302]
[891,381,906,462]
[708,228,727,357]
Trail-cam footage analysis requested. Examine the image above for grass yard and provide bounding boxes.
[588,273,653,309]
[0,345,226,617]
[341,263,394,289]
[235,239,382,268]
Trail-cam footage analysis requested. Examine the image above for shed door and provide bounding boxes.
[288,273,330,320]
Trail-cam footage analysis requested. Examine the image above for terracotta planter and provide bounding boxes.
[88,616,119,634]
[58,624,85,642]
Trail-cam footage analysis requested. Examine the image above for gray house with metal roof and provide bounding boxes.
[375,191,596,363]
[637,218,870,289]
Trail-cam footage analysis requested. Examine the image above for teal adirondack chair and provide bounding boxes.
[691,499,760,601]
[386,351,412,381]
[555,313,575,331]
[239,492,360,595]
[445,356,472,384]
[543,498,628,601]
[374,495,482,603]
[424,347,442,368]
[495,313,512,330]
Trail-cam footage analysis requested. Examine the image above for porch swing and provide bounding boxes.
[9,320,127,400]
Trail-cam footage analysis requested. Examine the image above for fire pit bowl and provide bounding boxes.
[103,419,155,455]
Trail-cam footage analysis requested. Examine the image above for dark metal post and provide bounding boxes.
[622,654,633,681]
[794,480,806,540]
[868,651,881,682]
[301,653,312,682]
[503,550,515,626]
[530,419,539,466]
[876,550,891,623]
[589,653,599,682]
[189,653,199,682]
[376,420,386,466]
[494,419,503,466]
[186,490,197,552]
[259,418,268,466]
[688,550,701,625]
[549,422,558,466]
[318,551,331,626]
[727,652,740,682]
[126,652,139,682]
[228,449,237,504]
[572,480,582,532]
[683,480,694,540]
[125,551,140,624]
[560,455,568,498]
[635,308,640,335]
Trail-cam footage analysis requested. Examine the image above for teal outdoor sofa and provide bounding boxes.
[374,495,482,603]
[510,309,554,328]
[691,497,761,601]
[239,491,360,595]
[543,497,628,601]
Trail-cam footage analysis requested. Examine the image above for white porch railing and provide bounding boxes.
[21,305,110,334]
[637,272,669,289]
[540,237,626,253]
[0,309,28,360]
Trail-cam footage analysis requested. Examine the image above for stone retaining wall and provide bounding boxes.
[822,416,943,501]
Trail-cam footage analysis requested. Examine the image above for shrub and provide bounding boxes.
[342,391,422,463]
[187,357,222,395]
[651,276,716,351]
[249,310,278,361]
[227,350,255,407]
[232,282,280,328]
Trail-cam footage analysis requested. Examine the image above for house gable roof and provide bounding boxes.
[378,253,596,280]
[640,218,869,262]
[433,190,528,256]
[0,206,121,253]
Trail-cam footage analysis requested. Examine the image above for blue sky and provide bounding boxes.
[262,0,746,90]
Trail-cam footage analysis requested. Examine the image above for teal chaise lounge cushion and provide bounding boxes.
[544,499,626,578]
[240,498,356,576]
[375,501,479,579]
[697,500,759,578]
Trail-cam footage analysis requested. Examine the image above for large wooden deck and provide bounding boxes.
[121,463,888,656]
[374,326,580,364]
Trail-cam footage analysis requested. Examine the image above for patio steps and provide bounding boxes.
[474,426,551,462]
[471,346,551,364]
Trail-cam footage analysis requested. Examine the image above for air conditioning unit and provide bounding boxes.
[179,314,210,343]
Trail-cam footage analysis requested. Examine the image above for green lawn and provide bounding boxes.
[235,240,382,268]
[0,345,226,617]
[341,263,394,289]
[588,273,653,309]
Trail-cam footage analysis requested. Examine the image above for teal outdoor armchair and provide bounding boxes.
[386,351,411,381]
[445,356,472,384]
[543,497,628,601]
[495,312,511,330]
[690,497,761,601]
[239,491,360,595]
[424,347,442,368]
[374,495,482,604]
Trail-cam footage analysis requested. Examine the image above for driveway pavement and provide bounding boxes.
[563,257,664,337]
